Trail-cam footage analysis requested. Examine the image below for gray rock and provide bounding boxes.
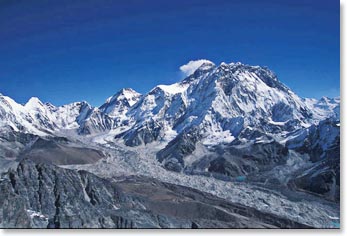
[21,137,104,165]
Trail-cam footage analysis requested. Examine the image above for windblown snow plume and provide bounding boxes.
[179,59,214,76]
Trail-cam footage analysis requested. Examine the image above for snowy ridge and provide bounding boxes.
[304,97,340,121]
[0,61,339,145]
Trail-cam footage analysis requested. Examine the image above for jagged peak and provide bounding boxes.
[317,96,340,106]
[320,96,339,101]
[105,88,141,104]
[193,61,215,74]
[214,62,288,91]
[61,101,91,110]
[221,61,274,74]
[99,88,141,116]
[180,60,288,97]
[118,87,139,95]
[198,61,215,68]
[229,61,242,66]
[180,61,216,85]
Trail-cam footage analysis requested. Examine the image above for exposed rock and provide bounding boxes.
[157,127,202,172]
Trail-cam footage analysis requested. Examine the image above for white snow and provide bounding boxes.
[26,209,48,220]
[328,215,340,220]
[157,83,188,94]
[304,97,340,122]
[24,97,44,110]
[202,130,235,145]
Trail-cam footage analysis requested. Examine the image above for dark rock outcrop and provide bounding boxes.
[157,128,202,172]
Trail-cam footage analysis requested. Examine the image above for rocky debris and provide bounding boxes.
[0,129,38,160]
[0,160,310,228]
[21,137,104,165]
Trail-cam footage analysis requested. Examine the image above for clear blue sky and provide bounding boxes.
[0,0,340,106]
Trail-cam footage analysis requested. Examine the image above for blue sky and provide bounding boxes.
[0,0,340,106]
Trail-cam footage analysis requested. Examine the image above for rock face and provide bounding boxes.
[0,160,310,229]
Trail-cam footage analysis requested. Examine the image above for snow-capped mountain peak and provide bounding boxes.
[105,88,140,104]
[197,61,215,70]
[99,88,141,117]
[24,97,44,111]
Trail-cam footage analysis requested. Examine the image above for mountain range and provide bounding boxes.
[0,61,340,228]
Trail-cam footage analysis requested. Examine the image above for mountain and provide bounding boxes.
[119,62,312,149]
[0,61,340,228]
